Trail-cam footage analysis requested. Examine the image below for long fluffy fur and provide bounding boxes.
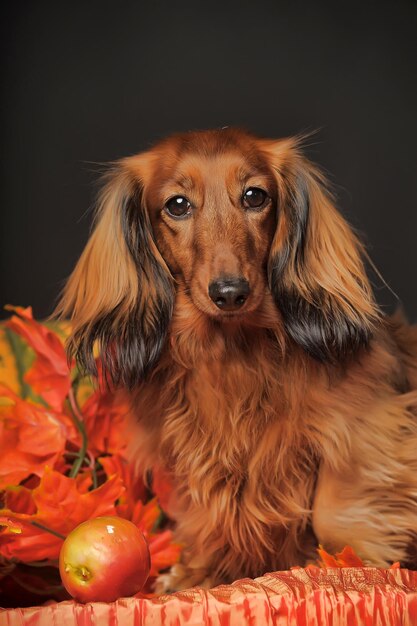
[57,128,417,589]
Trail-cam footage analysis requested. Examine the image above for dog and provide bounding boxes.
[57,128,417,591]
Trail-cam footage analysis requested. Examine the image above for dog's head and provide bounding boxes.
[58,128,378,387]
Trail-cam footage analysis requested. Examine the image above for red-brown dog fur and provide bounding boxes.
[57,129,417,590]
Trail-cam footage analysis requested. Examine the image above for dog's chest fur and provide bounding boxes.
[132,322,321,570]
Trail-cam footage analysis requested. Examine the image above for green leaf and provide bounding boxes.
[3,328,48,406]
[4,328,35,401]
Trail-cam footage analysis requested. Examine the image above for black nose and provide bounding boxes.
[208,277,251,311]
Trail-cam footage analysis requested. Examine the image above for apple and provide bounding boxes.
[59,516,150,603]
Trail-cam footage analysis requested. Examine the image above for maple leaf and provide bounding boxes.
[130,498,161,535]
[316,545,402,569]
[317,545,365,567]
[0,468,125,561]
[99,455,147,518]
[4,486,36,515]
[6,306,71,411]
[147,530,182,577]
[0,517,23,535]
[0,385,78,488]
[0,326,21,395]
[82,390,130,457]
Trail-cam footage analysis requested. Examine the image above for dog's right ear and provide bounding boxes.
[55,155,175,389]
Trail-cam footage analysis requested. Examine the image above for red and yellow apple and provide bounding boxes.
[59,516,150,603]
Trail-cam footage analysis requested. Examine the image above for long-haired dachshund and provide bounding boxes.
[57,128,417,591]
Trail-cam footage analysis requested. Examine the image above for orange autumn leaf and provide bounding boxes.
[82,390,131,457]
[100,457,160,534]
[0,468,125,561]
[33,468,124,534]
[148,530,182,578]
[73,471,95,495]
[130,498,161,535]
[317,547,339,567]
[334,545,366,567]
[6,306,71,411]
[0,385,78,488]
[0,325,21,394]
[0,519,61,563]
[317,545,402,569]
[99,455,147,519]
[317,545,365,568]
[0,517,23,534]
[4,486,36,515]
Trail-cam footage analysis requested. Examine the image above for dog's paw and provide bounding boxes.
[154,563,212,594]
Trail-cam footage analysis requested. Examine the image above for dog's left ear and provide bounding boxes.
[263,138,379,363]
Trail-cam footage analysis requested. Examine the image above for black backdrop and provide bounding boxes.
[2,1,416,321]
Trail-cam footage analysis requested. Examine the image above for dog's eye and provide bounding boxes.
[165,196,192,218]
[242,187,268,210]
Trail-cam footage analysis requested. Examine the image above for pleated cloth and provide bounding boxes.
[2,567,417,626]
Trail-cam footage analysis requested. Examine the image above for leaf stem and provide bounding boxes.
[31,521,65,540]
[26,558,59,568]
[68,387,88,478]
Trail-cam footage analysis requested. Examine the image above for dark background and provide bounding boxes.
[2,1,416,321]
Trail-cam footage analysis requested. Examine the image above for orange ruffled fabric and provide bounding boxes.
[2,567,417,626]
